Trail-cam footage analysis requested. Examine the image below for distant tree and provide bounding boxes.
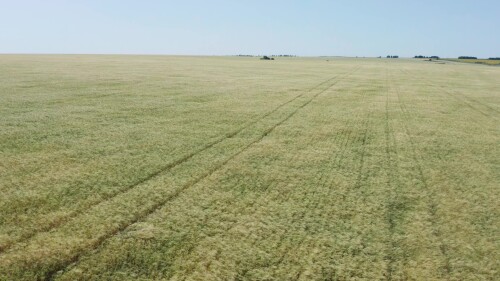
[489,57,500,60]
[415,55,439,59]
[458,56,477,59]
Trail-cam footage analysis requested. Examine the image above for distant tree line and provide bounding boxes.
[271,55,296,57]
[456,56,500,60]
[236,54,297,58]
[387,55,399,58]
[414,55,440,59]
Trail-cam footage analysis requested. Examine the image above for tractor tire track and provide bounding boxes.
[171,69,360,280]
[246,135,344,278]
[277,73,368,271]
[43,67,361,281]
[309,77,371,204]
[294,112,372,280]
[399,68,490,131]
[186,69,362,281]
[315,89,360,196]
[0,72,347,254]
[294,92,369,277]
[329,83,370,172]
[384,69,407,281]
[440,88,498,120]
[390,69,452,277]
[400,68,497,125]
[233,124,330,280]
[384,69,397,280]
[287,88,373,280]
[239,86,360,274]
[465,96,499,114]
[327,89,368,203]
[280,82,372,280]
[352,111,371,191]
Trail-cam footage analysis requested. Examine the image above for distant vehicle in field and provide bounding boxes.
[260,56,274,60]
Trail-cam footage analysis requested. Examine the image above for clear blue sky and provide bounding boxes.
[1,0,499,57]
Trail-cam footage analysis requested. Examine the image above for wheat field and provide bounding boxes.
[0,55,498,280]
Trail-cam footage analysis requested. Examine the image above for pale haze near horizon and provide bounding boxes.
[0,0,499,58]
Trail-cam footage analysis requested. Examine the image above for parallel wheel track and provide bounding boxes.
[390,69,452,277]
[0,72,346,254]
[45,68,361,280]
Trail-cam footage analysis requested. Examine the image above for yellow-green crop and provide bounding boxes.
[0,55,498,280]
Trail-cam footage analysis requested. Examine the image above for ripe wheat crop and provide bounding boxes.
[0,55,498,280]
